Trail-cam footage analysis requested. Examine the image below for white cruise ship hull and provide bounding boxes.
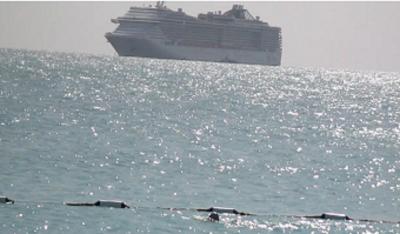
[106,33,281,66]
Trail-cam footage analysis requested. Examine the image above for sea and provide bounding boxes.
[0,48,399,233]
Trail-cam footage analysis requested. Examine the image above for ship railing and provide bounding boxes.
[116,17,269,30]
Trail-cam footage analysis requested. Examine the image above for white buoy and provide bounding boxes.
[321,212,349,220]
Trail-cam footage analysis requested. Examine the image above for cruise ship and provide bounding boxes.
[105,2,282,65]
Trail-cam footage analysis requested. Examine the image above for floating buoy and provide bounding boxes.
[208,212,220,222]
[321,212,351,220]
[1,196,398,224]
[94,200,130,208]
[210,207,238,214]
[197,207,252,216]
[0,196,14,204]
[65,200,129,208]
[305,212,352,221]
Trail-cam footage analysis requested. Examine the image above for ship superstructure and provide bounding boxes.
[105,2,282,65]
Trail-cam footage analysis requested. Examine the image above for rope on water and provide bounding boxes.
[1,195,399,224]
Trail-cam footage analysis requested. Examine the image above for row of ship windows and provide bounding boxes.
[114,28,280,51]
[162,31,279,49]
[163,36,279,51]
[124,11,196,22]
[118,23,280,39]
[119,18,276,32]
[116,22,280,50]
[160,28,279,40]
[172,40,280,52]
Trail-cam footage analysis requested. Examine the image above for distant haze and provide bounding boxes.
[1,1,399,72]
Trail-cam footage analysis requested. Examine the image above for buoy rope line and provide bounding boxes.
[1,196,399,224]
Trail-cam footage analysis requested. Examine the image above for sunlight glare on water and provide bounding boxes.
[0,48,399,233]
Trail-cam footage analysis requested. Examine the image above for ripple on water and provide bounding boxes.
[0,49,399,233]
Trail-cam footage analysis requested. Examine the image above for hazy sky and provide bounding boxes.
[1,1,399,72]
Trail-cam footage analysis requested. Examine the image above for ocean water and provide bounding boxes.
[0,48,399,233]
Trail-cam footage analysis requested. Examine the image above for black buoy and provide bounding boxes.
[65,200,130,208]
[0,196,14,204]
[208,212,220,222]
[197,207,253,216]
[305,212,352,221]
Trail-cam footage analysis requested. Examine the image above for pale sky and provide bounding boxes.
[0,1,399,72]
